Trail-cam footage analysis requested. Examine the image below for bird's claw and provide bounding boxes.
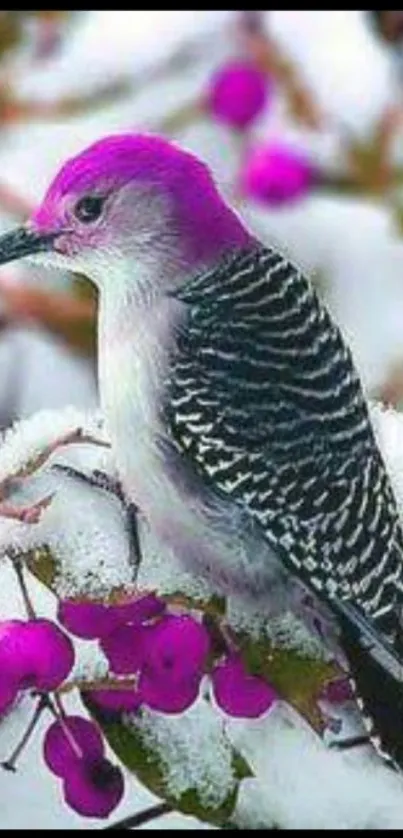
[91,469,128,504]
[52,463,127,503]
[52,464,141,573]
[328,734,372,752]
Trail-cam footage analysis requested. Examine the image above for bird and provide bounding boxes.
[0,132,403,766]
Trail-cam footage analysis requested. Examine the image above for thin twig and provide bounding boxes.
[103,802,173,830]
[11,556,36,619]
[0,428,109,502]
[57,675,138,696]
[52,693,84,759]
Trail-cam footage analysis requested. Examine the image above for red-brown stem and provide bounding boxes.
[103,802,174,831]
[50,693,83,760]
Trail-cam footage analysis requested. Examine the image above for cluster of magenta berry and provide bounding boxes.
[204,60,316,206]
[43,715,124,818]
[0,589,278,820]
[58,593,278,718]
[0,616,124,818]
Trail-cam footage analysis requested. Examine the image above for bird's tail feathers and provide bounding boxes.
[336,600,403,769]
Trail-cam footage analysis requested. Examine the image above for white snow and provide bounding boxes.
[231,703,403,830]
[132,697,236,810]
[0,406,105,484]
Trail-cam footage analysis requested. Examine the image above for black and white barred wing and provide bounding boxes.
[166,246,403,650]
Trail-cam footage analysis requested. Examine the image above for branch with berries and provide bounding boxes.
[1,406,403,828]
[154,41,403,212]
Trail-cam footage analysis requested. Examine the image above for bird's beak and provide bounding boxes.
[0,225,58,267]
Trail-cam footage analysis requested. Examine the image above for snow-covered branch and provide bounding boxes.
[1,403,403,828]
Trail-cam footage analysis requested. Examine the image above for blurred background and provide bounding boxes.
[1,10,403,830]
[1,11,403,428]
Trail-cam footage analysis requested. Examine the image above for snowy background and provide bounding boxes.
[2,10,403,829]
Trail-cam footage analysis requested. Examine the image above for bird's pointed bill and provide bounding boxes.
[0,226,58,266]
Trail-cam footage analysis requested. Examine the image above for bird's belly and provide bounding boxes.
[99,346,289,604]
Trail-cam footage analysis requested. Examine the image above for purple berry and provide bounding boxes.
[240,142,315,205]
[139,671,201,714]
[0,620,29,682]
[100,624,147,675]
[58,600,118,640]
[22,619,75,691]
[0,673,18,717]
[206,60,270,130]
[115,592,166,625]
[86,688,142,714]
[63,758,124,819]
[58,594,166,643]
[143,614,210,682]
[212,655,277,718]
[319,677,355,705]
[0,618,74,691]
[43,716,104,778]
[137,614,209,714]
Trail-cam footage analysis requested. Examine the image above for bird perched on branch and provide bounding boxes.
[0,133,403,766]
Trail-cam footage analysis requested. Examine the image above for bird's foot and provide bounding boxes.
[53,464,125,501]
[52,464,142,574]
[328,734,372,752]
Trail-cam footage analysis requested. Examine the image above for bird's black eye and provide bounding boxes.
[74,194,106,223]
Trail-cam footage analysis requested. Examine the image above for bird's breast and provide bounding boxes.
[97,296,184,521]
[99,337,162,499]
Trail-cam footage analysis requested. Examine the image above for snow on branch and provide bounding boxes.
[1,403,403,828]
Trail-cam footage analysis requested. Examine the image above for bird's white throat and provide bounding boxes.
[96,261,184,515]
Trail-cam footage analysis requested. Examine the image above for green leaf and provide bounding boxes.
[232,750,254,782]
[237,630,343,733]
[26,546,58,591]
[82,693,252,828]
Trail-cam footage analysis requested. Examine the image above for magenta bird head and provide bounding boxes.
[0,134,252,293]
[206,60,270,131]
